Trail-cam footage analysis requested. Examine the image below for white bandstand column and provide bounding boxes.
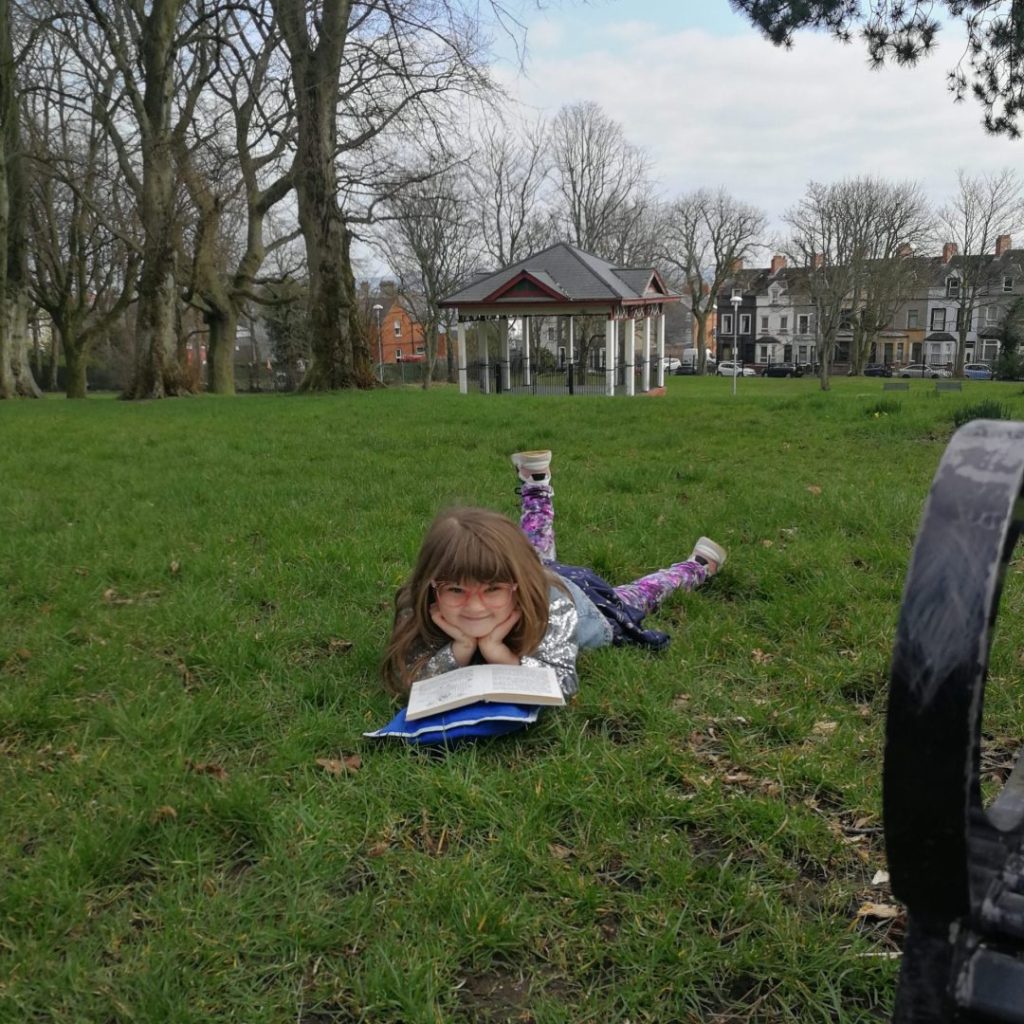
[642,316,652,392]
[499,319,510,393]
[478,324,491,393]
[657,313,666,387]
[457,322,468,394]
[568,316,575,364]
[624,318,636,396]
[523,316,532,387]
[605,318,617,397]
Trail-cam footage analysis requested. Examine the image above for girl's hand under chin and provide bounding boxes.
[429,603,478,666]
[477,607,522,665]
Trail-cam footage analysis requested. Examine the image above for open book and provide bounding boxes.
[406,664,565,721]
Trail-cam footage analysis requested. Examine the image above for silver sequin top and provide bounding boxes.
[418,589,580,697]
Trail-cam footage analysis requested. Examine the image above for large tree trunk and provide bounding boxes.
[127,143,190,398]
[206,304,238,394]
[274,0,372,392]
[64,332,88,399]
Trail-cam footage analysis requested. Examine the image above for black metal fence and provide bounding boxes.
[466,353,665,396]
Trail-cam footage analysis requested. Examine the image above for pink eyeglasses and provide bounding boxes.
[431,581,518,608]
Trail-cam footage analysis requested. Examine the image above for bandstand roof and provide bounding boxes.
[440,242,679,319]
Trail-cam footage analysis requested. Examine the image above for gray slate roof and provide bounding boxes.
[441,242,674,306]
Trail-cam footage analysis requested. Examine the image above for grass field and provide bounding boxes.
[4,376,1024,1023]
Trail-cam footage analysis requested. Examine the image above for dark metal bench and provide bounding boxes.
[884,382,910,391]
[885,418,1024,1022]
[935,380,963,393]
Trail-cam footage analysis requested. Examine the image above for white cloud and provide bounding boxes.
[493,24,1021,234]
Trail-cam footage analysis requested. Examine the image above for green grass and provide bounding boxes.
[4,376,1024,1023]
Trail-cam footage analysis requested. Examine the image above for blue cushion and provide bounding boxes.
[363,701,541,744]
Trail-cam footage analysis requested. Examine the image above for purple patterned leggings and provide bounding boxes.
[519,481,707,614]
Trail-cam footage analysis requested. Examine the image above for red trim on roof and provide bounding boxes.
[481,270,567,304]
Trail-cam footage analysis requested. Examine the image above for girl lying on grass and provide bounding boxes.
[382,450,726,698]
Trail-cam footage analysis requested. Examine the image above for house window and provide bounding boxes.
[1004,276,1014,292]
[547,326,555,342]
[415,345,424,354]
[761,316,769,332]
[393,319,401,337]
[946,277,960,298]
[986,305,999,323]
[779,316,788,333]
[906,308,919,329]
[558,346,566,367]
[740,314,751,334]
[896,343,904,360]
[797,314,809,335]
[721,313,733,335]
[798,345,808,362]
[930,308,946,331]
[955,308,971,331]
[395,347,403,360]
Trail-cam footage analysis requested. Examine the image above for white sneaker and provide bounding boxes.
[511,450,552,483]
[690,537,727,574]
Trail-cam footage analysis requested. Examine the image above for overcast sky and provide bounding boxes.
[491,1,1020,245]
[357,3,1023,278]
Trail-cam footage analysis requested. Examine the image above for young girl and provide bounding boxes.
[382,450,726,699]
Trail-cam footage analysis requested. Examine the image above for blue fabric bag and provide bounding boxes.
[363,701,541,744]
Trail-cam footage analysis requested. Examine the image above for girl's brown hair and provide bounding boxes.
[382,506,557,695]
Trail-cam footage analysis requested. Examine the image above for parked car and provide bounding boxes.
[898,363,952,379]
[716,360,756,377]
[762,362,803,378]
[661,357,681,373]
[862,363,893,377]
[964,362,994,380]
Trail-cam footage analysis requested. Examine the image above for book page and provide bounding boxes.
[407,664,562,720]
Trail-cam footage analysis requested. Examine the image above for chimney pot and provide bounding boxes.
[770,254,786,274]
[996,233,1012,256]
[942,242,957,263]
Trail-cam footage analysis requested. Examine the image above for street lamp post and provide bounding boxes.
[372,303,384,383]
[730,293,742,397]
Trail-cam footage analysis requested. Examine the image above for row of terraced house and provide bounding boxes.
[713,235,1022,372]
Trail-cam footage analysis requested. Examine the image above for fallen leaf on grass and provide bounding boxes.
[722,772,753,785]
[152,805,178,823]
[187,761,228,780]
[872,869,891,886]
[751,648,773,665]
[102,588,162,606]
[761,539,774,548]
[812,720,838,736]
[549,843,574,861]
[856,901,902,921]
[316,754,361,775]
[806,485,822,496]
[169,560,181,574]
[325,638,353,655]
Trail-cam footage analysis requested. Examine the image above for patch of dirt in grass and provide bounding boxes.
[595,855,646,892]
[839,670,888,703]
[298,1002,361,1024]
[456,964,572,1023]
[581,711,644,745]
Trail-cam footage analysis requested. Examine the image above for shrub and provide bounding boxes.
[865,399,901,417]
[952,400,1012,429]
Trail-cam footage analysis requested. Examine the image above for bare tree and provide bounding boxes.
[469,114,551,267]
[659,188,767,375]
[270,0,501,392]
[177,1,297,394]
[378,165,478,388]
[548,101,655,262]
[23,35,140,398]
[936,168,1024,374]
[785,177,931,389]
